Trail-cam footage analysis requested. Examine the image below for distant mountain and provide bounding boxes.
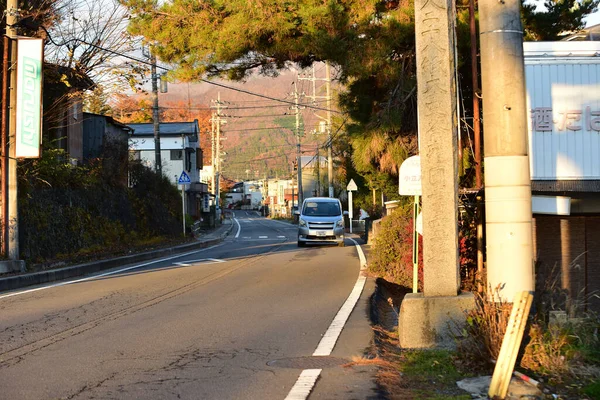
[158,68,333,181]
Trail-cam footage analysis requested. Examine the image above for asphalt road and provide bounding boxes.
[0,211,378,400]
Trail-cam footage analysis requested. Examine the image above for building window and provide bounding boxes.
[170,150,183,160]
[72,101,80,120]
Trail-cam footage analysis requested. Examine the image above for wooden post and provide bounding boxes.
[489,291,534,399]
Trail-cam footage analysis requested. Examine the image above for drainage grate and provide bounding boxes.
[267,356,349,369]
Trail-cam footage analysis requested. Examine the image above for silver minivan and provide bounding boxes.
[295,197,348,247]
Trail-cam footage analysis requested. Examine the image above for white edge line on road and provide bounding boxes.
[285,238,367,400]
[174,258,226,266]
[313,238,367,356]
[284,369,322,400]
[350,238,368,270]
[0,244,223,301]
[234,218,241,238]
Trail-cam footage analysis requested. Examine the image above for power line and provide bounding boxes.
[41,29,342,115]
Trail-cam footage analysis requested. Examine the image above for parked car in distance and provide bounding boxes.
[295,197,348,247]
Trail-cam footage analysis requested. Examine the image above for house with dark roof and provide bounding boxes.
[82,112,132,186]
[128,120,208,218]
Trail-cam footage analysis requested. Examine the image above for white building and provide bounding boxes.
[128,121,209,218]
[524,40,600,312]
[224,181,265,209]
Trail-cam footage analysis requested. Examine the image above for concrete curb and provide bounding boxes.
[0,223,233,293]
[0,260,26,274]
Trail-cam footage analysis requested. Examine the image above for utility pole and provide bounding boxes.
[2,34,10,257]
[300,63,333,198]
[210,115,215,194]
[5,0,18,260]
[480,0,533,301]
[210,93,227,208]
[325,61,333,198]
[150,50,162,175]
[315,147,320,196]
[292,82,304,206]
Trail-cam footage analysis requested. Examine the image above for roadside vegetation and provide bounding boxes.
[367,207,600,399]
[16,145,185,270]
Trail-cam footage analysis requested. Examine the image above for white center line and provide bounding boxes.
[285,238,367,399]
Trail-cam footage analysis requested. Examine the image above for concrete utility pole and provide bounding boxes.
[292,82,304,206]
[210,115,215,194]
[210,93,227,207]
[299,63,333,197]
[151,51,162,175]
[315,147,320,196]
[325,61,333,198]
[479,0,533,301]
[5,0,19,260]
[398,0,474,349]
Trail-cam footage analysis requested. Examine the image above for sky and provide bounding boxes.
[585,11,600,27]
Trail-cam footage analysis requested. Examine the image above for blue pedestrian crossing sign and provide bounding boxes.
[178,171,191,185]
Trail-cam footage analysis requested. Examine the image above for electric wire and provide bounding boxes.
[40,28,342,115]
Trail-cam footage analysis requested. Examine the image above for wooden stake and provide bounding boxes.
[488,291,533,399]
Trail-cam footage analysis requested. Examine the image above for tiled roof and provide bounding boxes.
[128,121,199,136]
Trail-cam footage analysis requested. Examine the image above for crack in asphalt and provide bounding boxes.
[0,242,286,371]
[64,346,280,399]
[64,372,120,400]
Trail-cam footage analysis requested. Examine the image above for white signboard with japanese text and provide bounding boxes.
[16,38,43,158]
[524,41,600,180]
[399,155,421,195]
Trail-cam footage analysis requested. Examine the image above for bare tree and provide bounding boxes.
[44,0,146,93]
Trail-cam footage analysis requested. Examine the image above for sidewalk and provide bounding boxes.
[0,220,233,293]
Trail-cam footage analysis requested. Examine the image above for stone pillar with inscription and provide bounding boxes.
[398,0,474,349]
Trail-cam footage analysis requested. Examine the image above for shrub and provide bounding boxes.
[18,155,182,263]
[368,206,423,291]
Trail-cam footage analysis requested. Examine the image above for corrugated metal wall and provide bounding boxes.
[525,59,600,180]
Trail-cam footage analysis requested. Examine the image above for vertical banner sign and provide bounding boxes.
[16,38,43,158]
[203,194,210,213]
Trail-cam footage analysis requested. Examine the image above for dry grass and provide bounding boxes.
[451,282,600,398]
[370,324,471,400]
[454,286,512,372]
